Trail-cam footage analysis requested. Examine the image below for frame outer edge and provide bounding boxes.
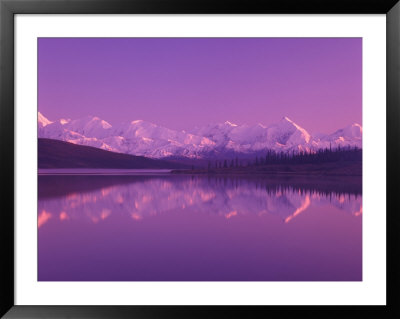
[0,0,15,317]
[386,1,400,316]
[1,0,399,318]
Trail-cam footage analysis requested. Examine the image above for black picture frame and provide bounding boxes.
[1,0,399,318]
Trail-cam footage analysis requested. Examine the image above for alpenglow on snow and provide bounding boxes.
[38,112,362,159]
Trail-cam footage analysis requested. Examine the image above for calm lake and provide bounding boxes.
[38,171,362,281]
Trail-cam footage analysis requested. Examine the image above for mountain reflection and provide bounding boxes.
[38,175,362,227]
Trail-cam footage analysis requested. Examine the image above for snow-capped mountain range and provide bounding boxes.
[38,112,362,159]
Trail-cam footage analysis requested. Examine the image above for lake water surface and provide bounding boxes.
[38,172,362,281]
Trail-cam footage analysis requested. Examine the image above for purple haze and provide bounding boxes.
[38,38,362,135]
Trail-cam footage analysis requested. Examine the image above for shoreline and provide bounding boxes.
[171,161,362,177]
[171,170,362,177]
[38,168,173,176]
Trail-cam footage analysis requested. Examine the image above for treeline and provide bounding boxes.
[208,146,362,169]
[199,175,362,196]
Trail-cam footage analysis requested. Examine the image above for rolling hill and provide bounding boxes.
[38,138,188,169]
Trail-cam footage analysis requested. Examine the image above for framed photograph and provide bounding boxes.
[1,0,399,318]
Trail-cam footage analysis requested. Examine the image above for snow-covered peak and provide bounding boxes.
[316,123,362,149]
[114,120,169,139]
[341,123,362,138]
[266,117,311,145]
[191,122,238,145]
[38,112,362,159]
[227,123,267,145]
[63,115,112,138]
[279,116,308,132]
[224,120,237,127]
[131,119,145,125]
[256,123,266,128]
[281,116,293,122]
[38,112,53,128]
[323,123,362,140]
[59,118,71,125]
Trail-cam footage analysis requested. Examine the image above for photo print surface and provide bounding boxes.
[38,38,362,281]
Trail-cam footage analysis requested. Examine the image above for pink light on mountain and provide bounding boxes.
[38,112,362,159]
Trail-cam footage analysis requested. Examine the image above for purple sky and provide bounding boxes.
[38,38,361,134]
